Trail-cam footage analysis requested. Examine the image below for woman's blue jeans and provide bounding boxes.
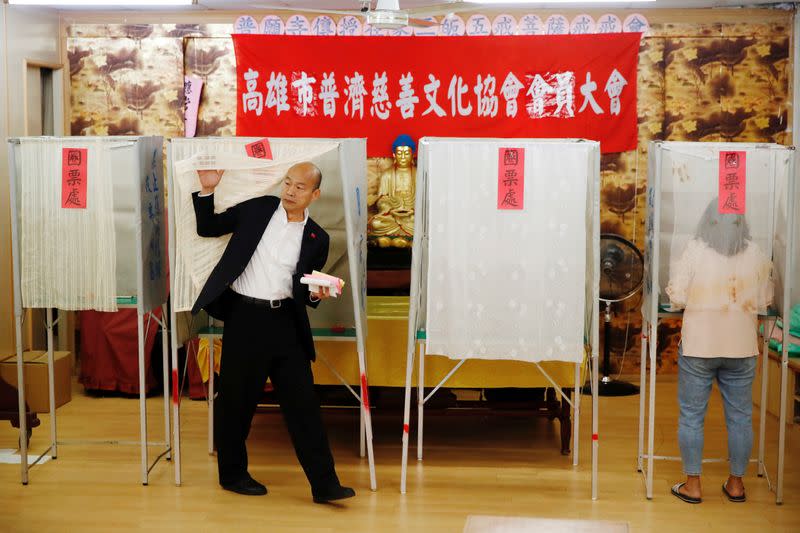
[678,347,757,477]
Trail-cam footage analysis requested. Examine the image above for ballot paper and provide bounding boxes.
[301,270,345,298]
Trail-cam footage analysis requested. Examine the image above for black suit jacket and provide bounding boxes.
[191,192,329,361]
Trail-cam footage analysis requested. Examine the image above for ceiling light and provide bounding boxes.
[7,0,196,6]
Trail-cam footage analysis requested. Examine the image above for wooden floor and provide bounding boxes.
[0,378,798,532]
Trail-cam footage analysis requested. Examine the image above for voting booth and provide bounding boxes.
[7,136,171,485]
[401,138,601,498]
[166,137,374,489]
[641,141,795,503]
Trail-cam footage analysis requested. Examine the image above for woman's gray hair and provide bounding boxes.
[695,197,751,256]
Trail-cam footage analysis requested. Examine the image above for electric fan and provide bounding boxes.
[585,234,644,396]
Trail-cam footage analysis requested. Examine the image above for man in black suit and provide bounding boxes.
[191,162,355,503]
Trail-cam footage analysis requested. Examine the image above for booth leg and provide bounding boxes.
[137,311,149,485]
[572,362,580,467]
[646,321,658,500]
[46,308,57,460]
[170,309,182,486]
[208,336,215,456]
[400,342,416,494]
[758,320,770,478]
[776,346,788,504]
[638,325,648,473]
[360,404,366,459]
[161,306,171,461]
[417,343,424,462]
[16,312,28,485]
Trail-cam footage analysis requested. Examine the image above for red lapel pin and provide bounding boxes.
[310,232,316,239]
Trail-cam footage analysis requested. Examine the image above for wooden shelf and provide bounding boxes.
[766,349,800,372]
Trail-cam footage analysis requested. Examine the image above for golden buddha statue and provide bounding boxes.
[368,135,416,248]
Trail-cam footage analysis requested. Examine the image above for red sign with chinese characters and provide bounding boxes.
[245,137,273,159]
[233,34,639,156]
[61,147,87,209]
[718,151,746,215]
[498,147,525,210]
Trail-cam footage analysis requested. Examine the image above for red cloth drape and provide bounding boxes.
[78,308,161,394]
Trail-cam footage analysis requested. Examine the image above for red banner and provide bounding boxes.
[233,34,639,156]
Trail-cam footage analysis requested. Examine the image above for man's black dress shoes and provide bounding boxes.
[312,484,356,504]
[221,476,268,496]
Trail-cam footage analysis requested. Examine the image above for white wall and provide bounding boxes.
[0,5,61,353]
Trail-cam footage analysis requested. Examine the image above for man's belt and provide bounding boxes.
[234,292,292,309]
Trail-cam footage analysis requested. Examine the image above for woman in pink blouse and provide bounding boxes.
[666,199,773,504]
